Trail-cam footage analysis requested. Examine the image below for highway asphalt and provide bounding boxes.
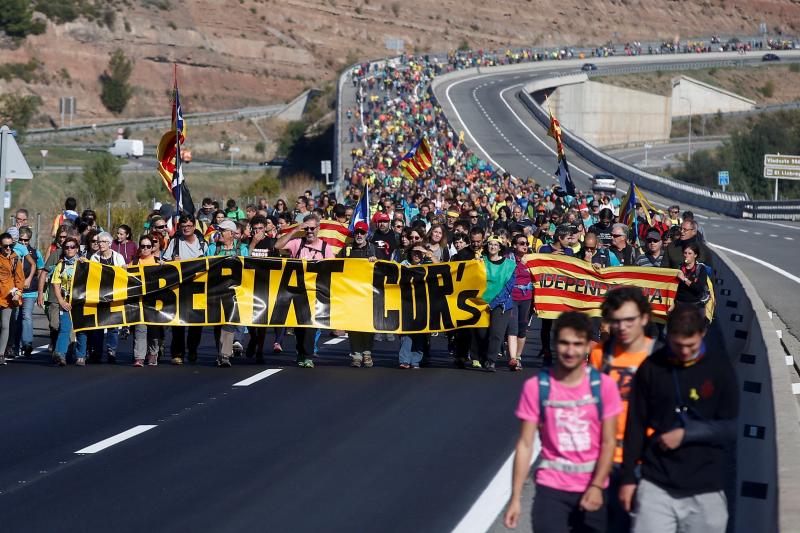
[606,139,724,170]
[0,313,540,532]
[437,65,800,339]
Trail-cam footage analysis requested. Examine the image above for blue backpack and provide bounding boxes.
[538,367,603,424]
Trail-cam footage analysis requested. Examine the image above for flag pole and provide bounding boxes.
[173,63,181,217]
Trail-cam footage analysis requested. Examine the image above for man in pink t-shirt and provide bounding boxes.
[274,214,336,368]
[505,311,621,532]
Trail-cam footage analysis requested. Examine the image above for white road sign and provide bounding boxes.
[0,127,33,180]
[764,154,800,181]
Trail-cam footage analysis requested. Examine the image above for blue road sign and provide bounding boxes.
[718,171,730,186]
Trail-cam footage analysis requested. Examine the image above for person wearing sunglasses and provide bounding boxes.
[608,224,638,267]
[508,235,534,372]
[130,235,164,367]
[0,232,24,366]
[51,237,86,366]
[38,227,71,350]
[338,221,378,368]
[11,226,44,360]
[579,232,610,269]
[666,205,682,227]
[275,214,336,368]
[634,229,665,268]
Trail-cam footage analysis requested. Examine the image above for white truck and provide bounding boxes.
[108,138,144,158]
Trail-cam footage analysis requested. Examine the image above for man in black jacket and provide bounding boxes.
[338,222,378,367]
[619,304,738,533]
[661,219,711,269]
[369,212,397,260]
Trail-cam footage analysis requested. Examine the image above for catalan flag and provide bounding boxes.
[279,219,352,255]
[399,137,433,180]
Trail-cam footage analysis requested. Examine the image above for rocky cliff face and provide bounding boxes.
[2,0,799,126]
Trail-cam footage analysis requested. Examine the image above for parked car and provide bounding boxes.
[591,173,618,194]
[107,139,144,158]
[762,53,780,61]
[581,63,598,71]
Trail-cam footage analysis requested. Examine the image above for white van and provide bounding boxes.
[108,139,144,158]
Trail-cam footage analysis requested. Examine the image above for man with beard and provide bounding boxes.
[369,212,397,260]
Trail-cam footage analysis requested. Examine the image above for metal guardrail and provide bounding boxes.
[741,200,800,221]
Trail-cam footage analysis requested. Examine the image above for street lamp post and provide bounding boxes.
[643,143,652,167]
[680,96,692,162]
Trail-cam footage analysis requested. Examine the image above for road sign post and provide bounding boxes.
[643,143,652,167]
[0,125,34,225]
[40,149,48,171]
[321,160,332,185]
[718,170,730,192]
[763,154,800,201]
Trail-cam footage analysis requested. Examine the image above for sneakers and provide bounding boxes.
[350,353,363,368]
[171,356,183,366]
[22,344,32,358]
[133,359,144,367]
[471,359,482,369]
[217,356,232,368]
[509,358,523,372]
[107,352,117,364]
[232,341,244,357]
[374,333,385,342]
[273,343,283,354]
[399,363,410,369]
[362,352,374,368]
[0,354,5,366]
[484,361,496,373]
[386,333,396,342]
[75,357,86,366]
[53,353,66,367]
[146,354,158,366]
[297,359,314,368]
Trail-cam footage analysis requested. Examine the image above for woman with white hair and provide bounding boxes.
[89,231,126,363]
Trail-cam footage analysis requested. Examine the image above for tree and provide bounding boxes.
[100,49,134,114]
[0,0,46,39]
[241,171,280,198]
[81,154,124,206]
[136,175,171,204]
[0,92,42,137]
[277,120,307,155]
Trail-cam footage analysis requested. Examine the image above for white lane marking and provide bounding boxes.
[744,219,800,231]
[770,234,778,238]
[793,383,800,395]
[451,439,540,533]
[709,244,800,284]
[785,237,794,241]
[445,78,506,172]
[324,336,347,345]
[232,368,282,387]
[75,425,157,454]
[712,224,720,227]
[32,344,49,354]
[739,229,749,233]
[754,232,762,235]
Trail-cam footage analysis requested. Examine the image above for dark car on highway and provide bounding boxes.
[762,53,780,61]
[260,156,289,167]
[581,63,598,71]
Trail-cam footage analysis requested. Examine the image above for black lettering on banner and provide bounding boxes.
[70,262,95,330]
[586,280,599,296]
[426,264,455,330]
[540,273,553,288]
[178,259,209,324]
[123,266,142,324]
[244,257,282,325]
[554,275,565,291]
[456,290,482,327]
[563,276,576,292]
[96,264,123,327]
[650,288,663,305]
[270,260,311,326]
[207,257,242,324]
[400,265,427,331]
[143,263,179,323]
[372,262,399,331]
[307,259,345,327]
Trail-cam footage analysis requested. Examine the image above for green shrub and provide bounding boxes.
[100,49,134,114]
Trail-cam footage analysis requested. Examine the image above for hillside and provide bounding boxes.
[2,0,800,128]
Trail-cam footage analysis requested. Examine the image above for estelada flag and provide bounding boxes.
[524,254,685,323]
[399,137,433,180]
[279,220,351,255]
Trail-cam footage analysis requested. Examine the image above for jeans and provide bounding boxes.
[134,325,163,359]
[56,309,87,358]
[399,334,425,366]
[15,297,35,348]
[0,307,14,355]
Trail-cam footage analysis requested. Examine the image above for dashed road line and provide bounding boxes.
[75,425,157,454]
[232,368,282,387]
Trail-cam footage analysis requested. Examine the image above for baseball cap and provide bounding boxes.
[446,210,459,218]
[375,212,390,222]
[217,219,237,231]
[354,221,369,233]
[646,229,662,241]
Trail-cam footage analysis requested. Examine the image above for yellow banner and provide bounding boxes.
[69,257,489,333]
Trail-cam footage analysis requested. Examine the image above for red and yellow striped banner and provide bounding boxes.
[279,220,352,254]
[524,254,686,323]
